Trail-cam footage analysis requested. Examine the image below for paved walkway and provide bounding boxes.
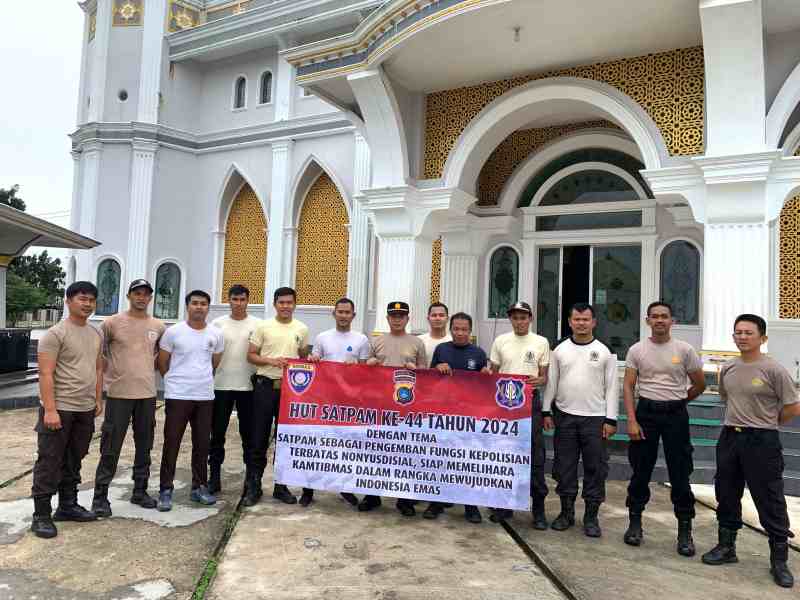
[0,404,797,599]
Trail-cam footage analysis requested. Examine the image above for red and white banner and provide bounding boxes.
[275,360,532,510]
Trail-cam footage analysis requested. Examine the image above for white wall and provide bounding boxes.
[93,145,133,262]
[766,29,800,116]
[104,27,143,123]
[159,61,203,131]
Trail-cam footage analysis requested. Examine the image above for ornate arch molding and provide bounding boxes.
[215,163,267,232]
[289,154,353,228]
[529,162,649,209]
[443,77,671,196]
[486,130,643,215]
[767,62,800,150]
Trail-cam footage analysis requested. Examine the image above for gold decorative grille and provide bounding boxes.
[477,120,618,206]
[167,0,200,32]
[424,46,705,179]
[780,195,800,319]
[222,183,267,304]
[430,237,442,304]
[295,173,350,305]
[112,0,143,26]
[88,12,97,41]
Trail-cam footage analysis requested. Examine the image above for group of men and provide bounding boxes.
[30,278,798,588]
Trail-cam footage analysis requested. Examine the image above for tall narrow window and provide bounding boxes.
[96,259,121,316]
[259,71,272,104]
[660,241,700,325]
[488,246,519,318]
[233,76,246,109]
[154,262,181,320]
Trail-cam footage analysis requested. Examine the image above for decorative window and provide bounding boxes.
[233,76,247,109]
[96,259,121,316]
[659,241,700,325]
[536,211,642,231]
[154,262,181,320]
[488,246,519,318]
[540,170,639,206]
[259,71,273,104]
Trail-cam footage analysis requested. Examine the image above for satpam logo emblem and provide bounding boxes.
[496,378,525,410]
[393,369,416,405]
[288,363,315,395]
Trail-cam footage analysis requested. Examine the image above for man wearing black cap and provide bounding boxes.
[362,301,427,515]
[91,279,166,516]
[488,301,551,528]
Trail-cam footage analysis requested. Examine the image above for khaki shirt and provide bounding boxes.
[38,320,103,411]
[720,356,798,429]
[369,333,427,368]
[249,318,309,379]
[489,332,550,376]
[102,312,165,399]
[625,338,702,401]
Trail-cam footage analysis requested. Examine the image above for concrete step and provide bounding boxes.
[780,427,800,450]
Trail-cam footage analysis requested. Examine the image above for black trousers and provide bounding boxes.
[251,377,281,477]
[531,390,548,500]
[95,397,156,489]
[159,399,213,491]
[209,390,253,469]
[552,407,608,504]
[715,427,791,542]
[32,407,95,497]
[626,398,695,518]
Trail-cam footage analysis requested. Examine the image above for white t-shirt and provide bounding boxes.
[212,314,260,391]
[160,321,224,400]
[312,329,370,363]
[542,338,618,420]
[418,333,452,364]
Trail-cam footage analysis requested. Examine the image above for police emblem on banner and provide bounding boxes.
[393,369,416,405]
[495,378,525,410]
[288,364,315,395]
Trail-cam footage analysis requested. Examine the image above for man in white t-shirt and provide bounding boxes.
[542,303,617,538]
[308,297,370,507]
[489,301,551,528]
[157,290,224,512]
[209,284,260,496]
[418,302,452,361]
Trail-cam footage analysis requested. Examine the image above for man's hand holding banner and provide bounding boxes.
[276,361,532,510]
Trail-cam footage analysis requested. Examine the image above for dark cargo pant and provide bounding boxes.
[94,397,156,488]
[32,407,95,497]
[209,390,253,469]
[552,406,609,504]
[531,390,548,500]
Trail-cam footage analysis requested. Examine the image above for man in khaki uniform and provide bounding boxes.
[361,301,427,516]
[31,281,104,539]
[92,279,165,517]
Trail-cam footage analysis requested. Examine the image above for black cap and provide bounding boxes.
[386,301,410,314]
[506,301,533,316]
[128,279,154,294]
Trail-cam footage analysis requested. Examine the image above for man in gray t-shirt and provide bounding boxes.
[701,314,799,589]
[622,302,706,556]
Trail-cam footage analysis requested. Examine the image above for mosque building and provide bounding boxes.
[70,0,800,374]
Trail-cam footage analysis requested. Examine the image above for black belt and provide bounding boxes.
[638,397,687,413]
[724,425,778,435]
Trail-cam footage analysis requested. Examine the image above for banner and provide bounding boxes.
[275,360,532,510]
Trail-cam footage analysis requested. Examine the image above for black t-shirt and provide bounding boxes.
[431,341,488,372]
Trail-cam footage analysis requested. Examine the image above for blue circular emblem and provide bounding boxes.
[291,371,311,386]
[397,388,412,401]
[346,346,353,352]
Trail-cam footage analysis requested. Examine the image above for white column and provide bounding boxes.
[700,0,766,155]
[266,140,294,316]
[441,254,479,319]
[374,236,433,333]
[519,238,537,307]
[76,142,102,282]
[347,133,372,331]
[67,150,83,286]
[75,8,91,125]
[137,0,168,124]
[211,229,226,302]
[0,264,7,328]
[88,0,112,122]
[640,235,658,343]
[282,226,297,286]
[274,56,296,121]
[126,140,158,282]
[703,223,770,351]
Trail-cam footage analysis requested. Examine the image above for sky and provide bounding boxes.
[0,2,84,238]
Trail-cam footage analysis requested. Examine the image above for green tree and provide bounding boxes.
[6,272,48,324]
[9,251,65,305]
[0,185,26,211]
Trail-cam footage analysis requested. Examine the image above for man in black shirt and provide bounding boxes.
[425,312,489,523]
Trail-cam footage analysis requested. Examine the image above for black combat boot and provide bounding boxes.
[53,489,97,522]
[550,496,575,531]
[272,483,297,504]
[31,495,57,539]
[91,485,112,518]
[583,503,602,538]
[769,539,794,588]
[676,517,696,557]
[531,496,548,530]
[701,527,738,565]
[131,480,157,509]
[208,463,222,495]
[241,471,263,507]
[623,511,644,546]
